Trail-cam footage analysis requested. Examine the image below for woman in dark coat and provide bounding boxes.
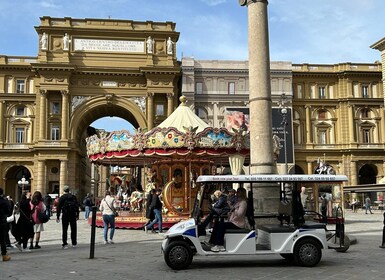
[144,189,155,227]
[16,192,34,252]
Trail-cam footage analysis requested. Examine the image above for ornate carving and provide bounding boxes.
[39,89,47,96]
[130,97,146,113]
[71,95,91,112]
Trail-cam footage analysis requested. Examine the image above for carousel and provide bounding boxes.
[86,96,250,228]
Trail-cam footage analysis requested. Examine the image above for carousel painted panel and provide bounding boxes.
[146,129,185,148]
[197,128,233,148]
[106,131,136,151]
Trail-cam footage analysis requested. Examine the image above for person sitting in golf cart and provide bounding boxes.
[208,188,248,252]
[199,190,230,230]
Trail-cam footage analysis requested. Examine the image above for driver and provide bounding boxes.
[209,188,248,252]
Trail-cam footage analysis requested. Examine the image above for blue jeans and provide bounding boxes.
[102,214,115,241]
[84,206,90,219]
[146,209,162,232]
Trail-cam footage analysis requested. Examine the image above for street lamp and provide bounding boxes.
[278,93,289,174]
[18,176,29,193]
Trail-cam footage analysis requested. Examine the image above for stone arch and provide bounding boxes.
[3,165,33,202]
[358,163,377,185]
[70,95,147,145]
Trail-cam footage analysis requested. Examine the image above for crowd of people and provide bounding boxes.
[0,185,81,261]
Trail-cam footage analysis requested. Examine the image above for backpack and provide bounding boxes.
[63,194,78,214]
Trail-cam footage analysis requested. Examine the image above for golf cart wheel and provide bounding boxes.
[293,238,322,267]
[335,234,350,253]
[164,241,193,270]
[280,253,295,261]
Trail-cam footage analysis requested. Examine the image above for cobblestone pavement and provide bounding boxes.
[1,209,384,280]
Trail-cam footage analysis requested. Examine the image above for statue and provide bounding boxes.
[40,32,48,50]
[63,33,70,50]
[167,37,173,55]
[146,36,154,53]
[314,158,335,175]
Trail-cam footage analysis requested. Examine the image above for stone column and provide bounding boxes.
[0,101,4,144]
[147,92,154,130]
[245,0,274,174]
[307,161,313,175]
[350,159,357,185]
[60,160,68,195]
[37,160,46,193]
[241,0,278,220]
[305,105,312,144]
[380,106,385,142]
[348,104,355,143]
[61,90,69,140]
[39,89,47,140]
[167,92,174,116]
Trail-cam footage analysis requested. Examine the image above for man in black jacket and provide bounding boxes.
[0,187,11,261]
[145,188,163,233]
[56,185,80,249]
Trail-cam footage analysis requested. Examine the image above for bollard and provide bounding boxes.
[90,206,97,258]
[380,212,385,248]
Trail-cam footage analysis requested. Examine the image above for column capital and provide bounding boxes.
[60,90,69,96]
[166,92,174,99]
[239,0,267,7]
[39,89,47,96]
[147,92,154,98]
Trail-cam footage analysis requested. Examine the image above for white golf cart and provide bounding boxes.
[162,174,349,270]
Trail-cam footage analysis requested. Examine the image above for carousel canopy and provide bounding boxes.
[86,96,250,166]
[158,96,209,133]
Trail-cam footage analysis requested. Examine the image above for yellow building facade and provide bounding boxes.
[0,17,180,200]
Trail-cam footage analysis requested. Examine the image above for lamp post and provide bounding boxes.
[278,93,289,174]
[18,176,29,193]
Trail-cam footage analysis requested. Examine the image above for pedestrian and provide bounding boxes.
[43,193,52,217]
[29,191,46,249]
[16,192,34,252]
[0,187,11,261]
[56,185,79,249]
[83,193,92,220]
[144,188,155,228]
[5,196,14,248]
[145,188,163,234]
[320,193,328,223]
[365,196,373,214]
[380,212,385,248]
[99,190,117,244]
[351,198,358,213]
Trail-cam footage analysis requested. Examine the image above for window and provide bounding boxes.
[196,82,203,94]
[228,82,235,95]
[51,125,60,140]
[362,85,369,98]
[318,86,326,99]
[16,106,25,116]
[156,104,164,116]
[361,109,370,119]
[16,128,25,143]
[362,128,371,143]
[16,80,25,93]
[318,110,326,120]
[52,102,60,114]
[195,107,207,119]
[318,129,327,144]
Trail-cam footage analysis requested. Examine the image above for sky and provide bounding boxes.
[0,0,383,132]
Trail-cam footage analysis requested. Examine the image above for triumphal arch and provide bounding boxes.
[0,16,180,199]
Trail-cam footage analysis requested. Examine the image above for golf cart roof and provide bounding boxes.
[196,174,348,183]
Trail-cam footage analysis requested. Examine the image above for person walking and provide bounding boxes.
[99,190,117,244]
[83,193,92,220]
[144,188,155,229]
[56,185,79,249]
[30,191,46,249]
[365,196,373,214]
[16,192,34,252]
[0,187,11,261]
[145,188,163,234]
[43,193,52,217]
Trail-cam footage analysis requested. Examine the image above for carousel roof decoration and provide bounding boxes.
[86,96,250,166]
